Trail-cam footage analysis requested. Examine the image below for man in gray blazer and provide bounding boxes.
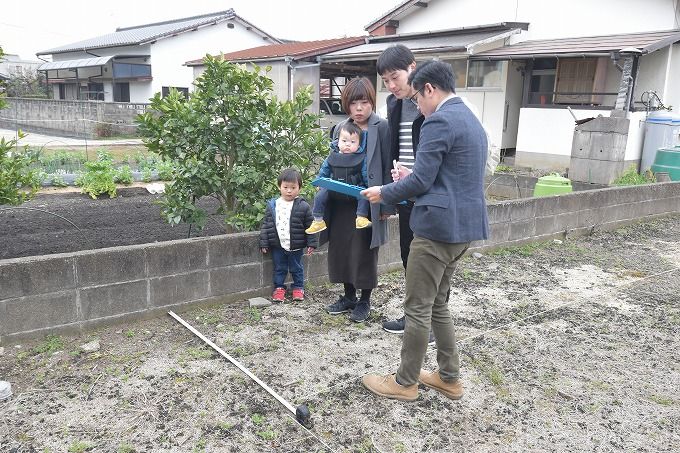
[361,60,489,401]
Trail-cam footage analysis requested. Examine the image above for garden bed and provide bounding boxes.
[1,215,678,452]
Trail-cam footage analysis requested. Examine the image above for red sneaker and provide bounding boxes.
[272,287,286,302]
[292,289,304,301]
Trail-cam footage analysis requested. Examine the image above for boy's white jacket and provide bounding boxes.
[377,96,500,176]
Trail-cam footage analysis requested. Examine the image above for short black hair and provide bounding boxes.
[341,77,376,113]
[407,59,456,94]
[278,167,302,187]
[376,44,415,75]
[339,121,362,138]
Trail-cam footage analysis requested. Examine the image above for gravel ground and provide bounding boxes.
[1,215,679,452]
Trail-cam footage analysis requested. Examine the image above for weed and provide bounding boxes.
[495,164,513,173]
[251,413,266,425]
[34,335,64,355]
[320,313,347,329]
[114,165,134,185]
[68,441,93,453]
[141,168,153,183]
[356,437,374,453]
[612,165,655,186]
[216,421,235,432]
[487,367,504,386]
[183,347,213,360]
[192,438,206,453]
[247,307,262,324]
[649,395,674,406]
[394,441,406,453]
[256,429,277,441]
[125,329,135,338]
[117,443,136,453]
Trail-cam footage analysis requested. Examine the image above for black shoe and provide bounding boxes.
[326,296,357,315]
[382,316,405,334]
[349,301,370,322]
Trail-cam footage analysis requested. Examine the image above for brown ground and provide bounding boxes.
[1,215,679,452]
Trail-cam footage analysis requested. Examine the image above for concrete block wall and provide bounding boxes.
[1,182,678,343]
[0,98,148,138]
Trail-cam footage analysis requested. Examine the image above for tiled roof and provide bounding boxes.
[472,29,680,59]
[38,10,278,55]
[185,37,366,65]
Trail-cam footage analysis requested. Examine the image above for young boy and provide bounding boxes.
[259,168,318,302]
[305,122,371,234]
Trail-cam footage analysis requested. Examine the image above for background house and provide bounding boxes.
[357,0,680,176]
[36,9,279,103]
[0,54,42,82]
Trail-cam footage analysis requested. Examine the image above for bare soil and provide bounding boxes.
[0,188,227,260]
[1,215,679,452]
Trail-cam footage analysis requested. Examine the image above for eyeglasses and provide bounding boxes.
[409,87,424,106]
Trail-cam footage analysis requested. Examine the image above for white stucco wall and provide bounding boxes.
[394,0,677,40]
[636,48,672,103]
[149,20,274,97]
[665,43,680,112]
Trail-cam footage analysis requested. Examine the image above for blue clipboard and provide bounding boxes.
[312,177,366,199]
[311,177,407,204]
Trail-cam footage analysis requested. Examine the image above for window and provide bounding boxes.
[528,58,557,105]
[86,82,104,101]
[161,86,189,98]
[441,59,468,90]
[58,83,66,100]
[114,82,130,102]
[112,63,151,79]
[467,61,502,88]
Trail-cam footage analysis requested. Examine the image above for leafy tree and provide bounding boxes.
[5,68,48,98]
[0,46,41,205]
[137,56,328,231]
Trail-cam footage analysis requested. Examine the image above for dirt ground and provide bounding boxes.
[1,215,679,452]
[0,189,227,260]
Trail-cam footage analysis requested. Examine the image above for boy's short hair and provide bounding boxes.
[339,121,362,138]
[376,44,415,75]
[408,59,457,94]
[278,167,302,187]
[341,77,376,114]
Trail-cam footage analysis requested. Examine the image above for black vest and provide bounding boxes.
[327,152,365,187]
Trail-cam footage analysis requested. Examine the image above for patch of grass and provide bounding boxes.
[247,307,262,324]
[489,241,551,257]
[649,394,674,406]
[251,413,266,425]
[320,313,347,329]
[495,164,513,173]
[117,443,136,453]
[356,437,375,453]
[487,367,504,387]
[192,437,206,453]
[124,329,135,338]
[68,441,93,453]
[612,165,655,186]
[34,335,65,355]
[183,347,213,361]
[256,429,277,441]
[216,421,235,432]
[394,441,406,453]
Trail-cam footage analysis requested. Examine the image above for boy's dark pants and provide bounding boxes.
[271,247,304,290]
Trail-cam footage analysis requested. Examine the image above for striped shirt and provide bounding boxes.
[399,100,419,169]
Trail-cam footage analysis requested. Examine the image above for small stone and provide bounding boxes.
[0,347,4,355]
[14,345,22,349]
[80,339,101,353]
[553,239,563,244]
[0,381,12,401]
[249,297,272,308]
[472,252,483,259]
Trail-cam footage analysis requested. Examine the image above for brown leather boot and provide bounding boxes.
[418,369,463,400]
[362,374,418,401]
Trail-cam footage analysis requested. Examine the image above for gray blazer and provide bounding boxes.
[381,97,489,244]
[332,112,393,249]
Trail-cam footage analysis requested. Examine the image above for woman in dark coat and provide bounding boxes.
[322,77,393,322]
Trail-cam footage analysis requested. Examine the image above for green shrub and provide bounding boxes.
[155,159,174,181]
[136,56,328,231]
[115,165,134,185]
[0,131,41,205]
[612,165,656,186]
[141,167,153,182]
[78,158,117,199]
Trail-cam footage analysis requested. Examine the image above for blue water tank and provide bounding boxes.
[641,112,680,172]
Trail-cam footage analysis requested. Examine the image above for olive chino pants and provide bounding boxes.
[396,236,469,386]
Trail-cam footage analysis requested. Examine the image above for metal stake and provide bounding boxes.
[168,311,312,428]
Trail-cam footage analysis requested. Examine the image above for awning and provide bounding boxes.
[471,29,680,60]
[320,24,527,62]
[38,56,114,71]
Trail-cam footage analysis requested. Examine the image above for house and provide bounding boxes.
[36,9,280,103]
[185,37,367,118]
[322,0,680,180]
[0,54,42,81]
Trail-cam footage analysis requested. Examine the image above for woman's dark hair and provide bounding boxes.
[408,59,457,94]
[376,44,415,75]
[277,167,302,187]
[339,121,362,138]
[341,77,376,114]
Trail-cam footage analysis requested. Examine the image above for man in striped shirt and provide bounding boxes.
[377,45,430,338]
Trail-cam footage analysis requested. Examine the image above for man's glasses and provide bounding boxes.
[409,87,424,107]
